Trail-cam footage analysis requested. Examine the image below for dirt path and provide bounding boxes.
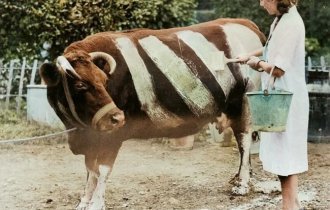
[0,140,329,210]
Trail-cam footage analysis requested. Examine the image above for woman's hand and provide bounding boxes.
[235,54,250,64]
[236,48,263,64]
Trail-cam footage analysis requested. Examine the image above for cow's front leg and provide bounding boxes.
[87,140,122,210]
[76,170,98,210]
[88,165,111,210]
[76,152,99,210]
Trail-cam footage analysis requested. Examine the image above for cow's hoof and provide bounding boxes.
[231,185,250,195]
[88,201,105,210]
[76,201,89,210]
[229,174,239,185]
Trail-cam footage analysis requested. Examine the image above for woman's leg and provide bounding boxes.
[278,174,301,210]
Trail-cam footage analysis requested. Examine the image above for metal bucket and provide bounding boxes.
[246,90,293,132]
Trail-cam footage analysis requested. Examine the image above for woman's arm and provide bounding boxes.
[236,47,264,63]
[247,56,285,77]
[258,60,285,77]
[248,48,264,57]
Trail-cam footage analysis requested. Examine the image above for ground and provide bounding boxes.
[0,139,329,210]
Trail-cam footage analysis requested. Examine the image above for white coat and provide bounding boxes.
[259,6,309,176]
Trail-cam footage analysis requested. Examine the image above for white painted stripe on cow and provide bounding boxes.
[176,30,235,97]
[221,23,263,82]
[139,35,216,117]
[115,37,183,127]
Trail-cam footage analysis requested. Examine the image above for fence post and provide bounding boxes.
[0,59,3,81]
[30,59,39,85]
[320,56,326,71]
[17,58,27,114]
[5,60,15,109]
[307,56,312,71]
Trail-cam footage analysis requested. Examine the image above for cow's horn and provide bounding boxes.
[89,52,117,75]
[56,56,81,79]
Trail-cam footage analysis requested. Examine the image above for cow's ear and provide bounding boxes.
[39,63,61,87]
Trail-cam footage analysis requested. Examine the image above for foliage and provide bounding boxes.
[0,0,197,61]
[305,37,321,57]
[211,0,273,37]
[299,1,329,47]
[197,0,329,57]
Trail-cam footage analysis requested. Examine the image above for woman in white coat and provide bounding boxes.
[238,0,309,209]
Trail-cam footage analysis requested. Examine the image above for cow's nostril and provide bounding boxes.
[110,116,119,125]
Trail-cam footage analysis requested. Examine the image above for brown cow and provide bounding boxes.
[40,18,265,210]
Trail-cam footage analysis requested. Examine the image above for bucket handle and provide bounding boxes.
[263,66,276,96]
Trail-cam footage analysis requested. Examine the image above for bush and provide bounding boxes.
[207,0,329,57]
[0,0,197,61]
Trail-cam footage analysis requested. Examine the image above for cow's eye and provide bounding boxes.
[74,82,88,91]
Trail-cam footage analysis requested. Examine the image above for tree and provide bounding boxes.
[0,0,197,61]
[210,0,273,35]
[196,0,329,57]
[298,0,330,56]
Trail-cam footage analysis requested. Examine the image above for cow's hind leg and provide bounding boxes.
[231,128,252,195]
[230,97,253,195]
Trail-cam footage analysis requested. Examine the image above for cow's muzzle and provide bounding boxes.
[92,102,125,131]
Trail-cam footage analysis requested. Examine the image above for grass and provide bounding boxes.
[0,109,66,144]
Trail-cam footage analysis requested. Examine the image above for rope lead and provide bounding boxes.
[0,128,77,144]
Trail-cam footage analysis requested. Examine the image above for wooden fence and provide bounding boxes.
[0,58,40,113]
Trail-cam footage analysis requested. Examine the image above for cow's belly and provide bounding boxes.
[122,117,210,140]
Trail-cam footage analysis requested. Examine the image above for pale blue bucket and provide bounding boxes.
[246,90,293,132]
